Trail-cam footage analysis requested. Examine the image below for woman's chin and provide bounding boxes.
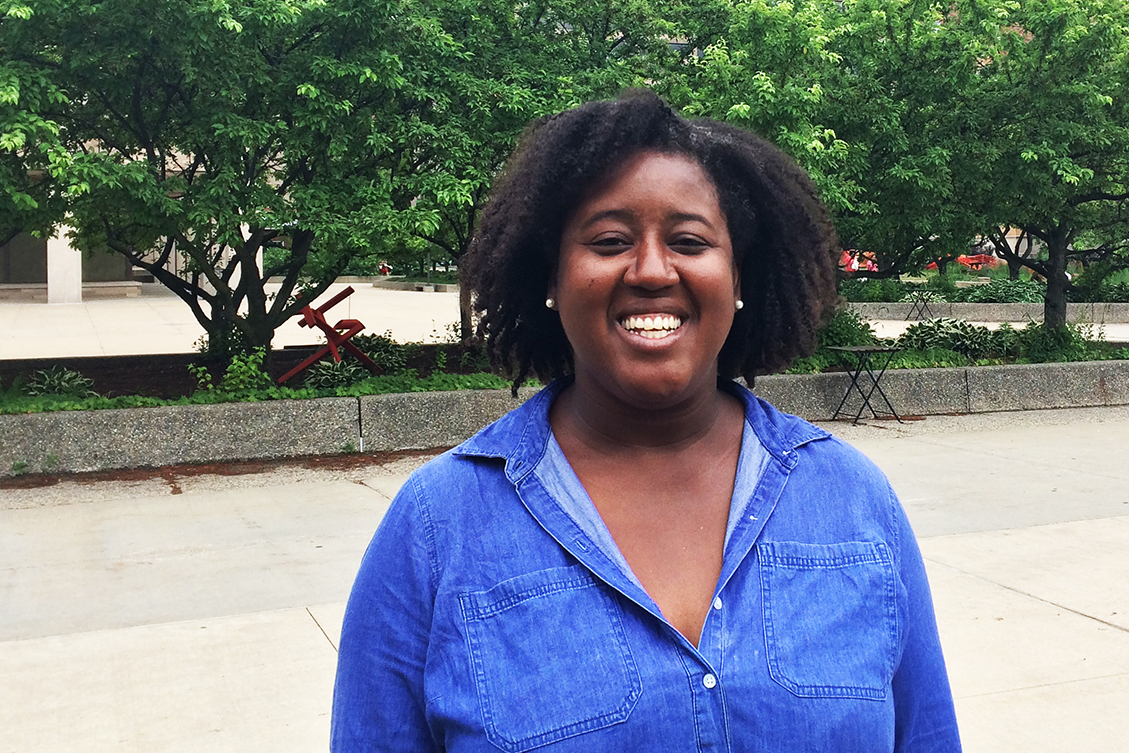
[591,367,718,413]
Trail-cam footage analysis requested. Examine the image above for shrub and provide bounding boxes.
[303,359,370,390]
[957,278,1044,303]
[1016,323,1091,363]
[991,322,1022,359]
[190,348,273,392]
[925,273,958,300]
[351,332,407,372]
[24,366,98,398]
[897,318,996,358]
[820,306,879,348]
[1068,263,1129,303]
[1096,281,1129,303]
[839,277,914,303]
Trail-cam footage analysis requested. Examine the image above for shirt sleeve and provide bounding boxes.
[889,488,963,753]
[331,475,440,752]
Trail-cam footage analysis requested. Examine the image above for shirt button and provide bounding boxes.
[712,597,723,610]
[703,673,717,689]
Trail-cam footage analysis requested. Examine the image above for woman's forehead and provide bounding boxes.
[567,150,723,221]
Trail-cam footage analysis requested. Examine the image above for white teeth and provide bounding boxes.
[620,314,682,336]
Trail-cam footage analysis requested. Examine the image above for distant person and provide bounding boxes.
[331,90,961,752]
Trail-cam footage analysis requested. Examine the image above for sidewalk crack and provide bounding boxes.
[923,558,1129,634]
[306,607,338,652]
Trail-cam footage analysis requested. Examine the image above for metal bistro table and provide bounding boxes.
[903,289,937,321]
[828,345,903,424]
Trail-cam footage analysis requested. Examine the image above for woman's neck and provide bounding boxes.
[550,372,739,454]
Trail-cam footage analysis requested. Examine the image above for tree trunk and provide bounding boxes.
[1043,226,1070,330]
[1007,259,1022,280]
[459,281,473,342]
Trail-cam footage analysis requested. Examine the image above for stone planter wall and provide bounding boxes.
[849,301,1129,324]
[3,361,1128,477]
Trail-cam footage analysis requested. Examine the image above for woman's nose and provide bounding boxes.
[623,237,678,289]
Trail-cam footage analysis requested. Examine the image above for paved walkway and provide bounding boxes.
[2,406,1128,751]
[0,283,463,359]
[2,283,1127,360]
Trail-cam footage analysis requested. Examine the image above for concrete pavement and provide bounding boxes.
[0,282,464,359]
[2,407,1128,751]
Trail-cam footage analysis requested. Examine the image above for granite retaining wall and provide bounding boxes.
[849,301,1129,323]
[3,361,1128,477]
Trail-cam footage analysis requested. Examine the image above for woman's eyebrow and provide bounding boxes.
[669,211,716,228]
[579,208,633,229]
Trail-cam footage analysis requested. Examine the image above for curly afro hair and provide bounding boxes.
[460,89,839,393]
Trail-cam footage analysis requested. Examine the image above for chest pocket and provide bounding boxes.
[459,565,641,752]
[758,541,900,701]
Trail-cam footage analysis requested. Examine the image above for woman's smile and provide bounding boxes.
[618,313,684,340]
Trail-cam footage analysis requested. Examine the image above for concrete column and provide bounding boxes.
[47,229,82,304]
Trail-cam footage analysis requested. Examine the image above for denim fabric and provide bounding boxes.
[332,380,962,752]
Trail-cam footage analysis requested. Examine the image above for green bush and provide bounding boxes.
[24,366,98,398]
[897,318,997,358]
[189,348,273,393]
[1015,322,1091,363]
[820,306,879,347]
[0,368,512,415]
[303,359,370,390]
[838,278,914,303]
[991,322,1022,359]
[785,307,878,373]
[351,332,407,372]
[955,278,1044,303]
[924,273,957,300]
[1068,264,1129,303]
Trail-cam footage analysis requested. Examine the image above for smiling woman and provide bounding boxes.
[331,91,962,753]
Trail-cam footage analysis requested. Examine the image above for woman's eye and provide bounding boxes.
[590,236,631,251]
[671,236,708,252]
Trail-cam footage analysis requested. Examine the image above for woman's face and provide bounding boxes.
[551,150,740,409]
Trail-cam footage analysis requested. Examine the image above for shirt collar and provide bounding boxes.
[452,377,830,473]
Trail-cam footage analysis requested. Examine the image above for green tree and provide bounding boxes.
[670,0,860,215]
[963,0,1129,327]
[5,0,468,359]
[380,0,706,337]
[0,1,66,247]
[815,0,989,278]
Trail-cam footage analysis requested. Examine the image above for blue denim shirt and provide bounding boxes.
[332,381,961,752]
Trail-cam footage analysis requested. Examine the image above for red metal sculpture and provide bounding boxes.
[277,286,380,384]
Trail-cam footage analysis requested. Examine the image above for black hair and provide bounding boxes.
[460,89,839,393]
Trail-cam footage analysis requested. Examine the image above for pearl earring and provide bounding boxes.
[735,300,744,311]
[545,298,556,309]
